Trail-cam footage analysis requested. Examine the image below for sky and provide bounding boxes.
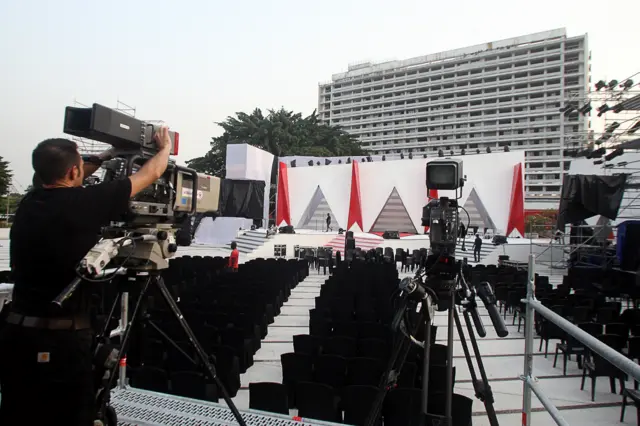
[0,0,638,191]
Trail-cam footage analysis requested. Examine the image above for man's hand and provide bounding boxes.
[154,126,172,152]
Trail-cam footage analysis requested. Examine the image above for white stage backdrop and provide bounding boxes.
[286,151,524,234]
[225,144,274,226]
[193,217,253,245]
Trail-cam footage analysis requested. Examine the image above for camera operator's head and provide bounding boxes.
[32,138,84,188]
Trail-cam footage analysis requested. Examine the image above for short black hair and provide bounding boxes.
[32,138,80,185]
[231,241,237,249]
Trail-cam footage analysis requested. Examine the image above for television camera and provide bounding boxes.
[51,104,247,426]
[366,159,507,426]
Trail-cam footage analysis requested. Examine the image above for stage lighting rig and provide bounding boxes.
[595,80,607,91]
[598,104,611,117]
[605,148,625,162]
[579,102,593,115]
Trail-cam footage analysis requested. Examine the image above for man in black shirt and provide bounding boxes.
[0,127,172,425]
[326,213,332,232]
[473,234,483,263]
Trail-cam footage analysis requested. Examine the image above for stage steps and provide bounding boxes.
[324,234,383,252]
[225,230,269,254]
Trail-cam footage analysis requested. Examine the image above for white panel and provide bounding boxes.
[287,163,352,230]
[287,151,523,234]
[225,144,249,179]
[193,217,253,245]
[224,144,274,225]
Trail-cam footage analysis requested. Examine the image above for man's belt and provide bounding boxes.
[5,312,91,330]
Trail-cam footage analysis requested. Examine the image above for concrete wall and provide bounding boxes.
[0,229,9,240]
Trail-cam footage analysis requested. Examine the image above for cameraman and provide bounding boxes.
[0,128,172,426]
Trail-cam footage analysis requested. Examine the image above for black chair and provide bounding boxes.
[398,362,418,388]
[292,334,322,357]
[539,306,565,357]
[296,381,341,422]
[170,371,214,401]
[342,385,380,426]
[382,387,422,426]
[313,355,348,391]
[428,392,474,426]
[131,365,169,393]
[280,353,313,408]
[553,322,596,376]
[357,338,389,361]
[620,388,640,424]
[346,357,385,387]
[323,336,357,358]
[580,334,627,401]
[249,382,289,415]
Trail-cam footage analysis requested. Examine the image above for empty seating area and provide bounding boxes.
[124,255,308,401]
[248,262,474,425]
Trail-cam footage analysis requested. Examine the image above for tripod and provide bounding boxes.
[60,270,248,426]
[365,264,502,426]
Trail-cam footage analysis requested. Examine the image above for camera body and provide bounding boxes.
[63,103,221,270]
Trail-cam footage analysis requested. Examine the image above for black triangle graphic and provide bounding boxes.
[296,186,339,230]
[370,187,417,233]
[462,187,496,231]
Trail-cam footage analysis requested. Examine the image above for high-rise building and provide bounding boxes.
[318,28,589,210]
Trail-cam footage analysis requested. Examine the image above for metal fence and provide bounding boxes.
[520,253,640,425]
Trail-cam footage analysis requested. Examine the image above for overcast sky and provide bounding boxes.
[1,0,638,191]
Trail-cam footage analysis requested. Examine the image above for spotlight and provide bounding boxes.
[461,148,466,155]
[366,156,372,162]
[595,80,607,91]
[593,159,604,165]
[486,146,492,154]
[308,160,314,166]
[622,79,634,90]
[605,148,624,162]
[628,120,640,134]
[408,153,413,159]
[612,103,625,113]
[587,147,606,159]
[562,105,576,116]
[316,161,321,166]
[606,122,621,133]
[290,160,297,167]
[325,158,332,165]
[578,102,592,115]
[597,104,610,117]
[504,144,510,152]
[603,163,614,169]
[347,157,351,164]
[438,149,444,157]
[400,153,405,160]
[608,80,619,90]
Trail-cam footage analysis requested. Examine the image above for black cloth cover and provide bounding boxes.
[557,174,627,229]
[219,179,265,219]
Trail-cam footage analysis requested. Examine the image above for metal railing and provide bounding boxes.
[520,253,640,425]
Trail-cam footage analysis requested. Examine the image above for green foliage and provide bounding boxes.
[0,157,12,196]
[525,210,557,236]
[0,193,23,215]
[187,108,365,177]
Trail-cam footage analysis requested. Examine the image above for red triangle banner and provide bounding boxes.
[347,160,363,231]
[506,162,525,237]
[276,161,291,226]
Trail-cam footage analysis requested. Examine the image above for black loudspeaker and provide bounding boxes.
[346,231,354,239]
[620,222,640,271]
[279,225,295,234]
[382,230,400,239]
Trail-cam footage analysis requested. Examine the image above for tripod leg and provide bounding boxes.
[153,275,248,426]
[96,276,152,421]
[460,309,500,426]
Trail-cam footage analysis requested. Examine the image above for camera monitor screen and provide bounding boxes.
[426,159,463,190]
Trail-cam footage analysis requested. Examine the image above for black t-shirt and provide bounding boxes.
[9,179,132,318]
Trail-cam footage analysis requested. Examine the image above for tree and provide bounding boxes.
[525,210,557,237]
[187,108,365,177]
[0,157,12,197]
